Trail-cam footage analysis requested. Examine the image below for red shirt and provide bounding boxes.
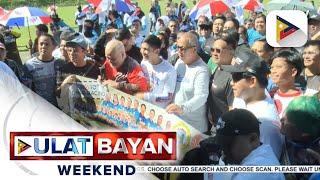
[103,56,148,94]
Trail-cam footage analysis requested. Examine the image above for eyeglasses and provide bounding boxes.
[231,72,254,82]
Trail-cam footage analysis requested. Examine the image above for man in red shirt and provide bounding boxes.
[101,39,148,95]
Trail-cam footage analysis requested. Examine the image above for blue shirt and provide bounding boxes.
[247,28,265,46]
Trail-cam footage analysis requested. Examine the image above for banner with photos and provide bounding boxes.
[57,75,207,160]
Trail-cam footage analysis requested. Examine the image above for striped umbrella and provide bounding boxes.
[0,6,53,54]
[87,0,136,13]
[0,6,52,27]
[237,0,264,12]
[0,7,8,18]
[189,0,232,20]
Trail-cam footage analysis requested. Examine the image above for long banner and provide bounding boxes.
[57,75,207,160]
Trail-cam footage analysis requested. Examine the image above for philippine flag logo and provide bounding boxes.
[276,16,299,43]
[267,10,307,47]
[17,139,31,154]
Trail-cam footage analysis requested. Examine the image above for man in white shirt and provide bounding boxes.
[166,32,210,133]
[136,35,177,108]
[223,51,283,159]
[215,109,285,180]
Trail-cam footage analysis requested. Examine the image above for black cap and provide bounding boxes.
[216,109,260,136]
[222,50,270,76]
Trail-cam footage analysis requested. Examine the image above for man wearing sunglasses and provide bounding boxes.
[198,22,213,51]
[207,36,236,133]
[166,32,210,133]
[222,51,283,159]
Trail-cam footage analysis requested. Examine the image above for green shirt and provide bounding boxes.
[207,58,218,75]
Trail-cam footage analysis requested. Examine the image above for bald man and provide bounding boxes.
[102,39,148,95]
[166,32,210,132]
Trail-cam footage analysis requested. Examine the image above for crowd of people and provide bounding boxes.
[0,0,320,179]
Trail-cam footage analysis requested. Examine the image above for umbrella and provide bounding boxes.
[87,0,136,13]
[0,7,8,18]
[189,0,231,20]
[82,4,94,13]
[0,7,52,55]
[237,0,264,12]
[266,0,316,13]
[0,6,52,27]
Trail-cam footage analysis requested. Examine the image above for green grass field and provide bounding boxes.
[10,0,320,53]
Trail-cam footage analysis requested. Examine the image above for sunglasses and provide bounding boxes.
[199,25,210,30]
[177,46,194,51]
[211,47,223,53]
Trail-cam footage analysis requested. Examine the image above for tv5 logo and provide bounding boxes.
[266,10,308,47]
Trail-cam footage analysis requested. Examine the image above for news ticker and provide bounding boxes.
[55,165,320,175]
[10,131,176,160]
[135,165,320,173]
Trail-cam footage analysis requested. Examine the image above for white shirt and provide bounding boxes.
[134,33,144,48]
[141,59,177,108]
[273,89,302,117]
[75,11,85,25]
[98,11,107,24]
[174,58,210,132]
[140,16,150,38]
[242,96,284,159]
[52,48,64,60]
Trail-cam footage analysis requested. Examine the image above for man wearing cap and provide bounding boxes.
[166,32,210,133]
[57,33,100,82]
[223,51,283,159]
[214,109,285,180]
[280,95,320,179]
[101,39,148,95]
[24,34,63,106]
